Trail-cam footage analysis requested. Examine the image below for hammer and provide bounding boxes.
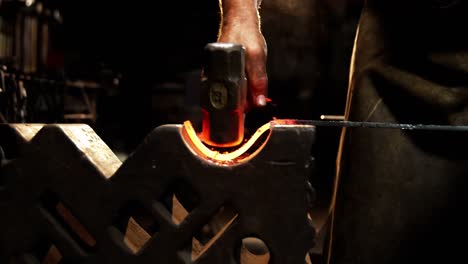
[200,43,247,148]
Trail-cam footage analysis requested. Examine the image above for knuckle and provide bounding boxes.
[246,43,266,59]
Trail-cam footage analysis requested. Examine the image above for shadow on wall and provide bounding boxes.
[261,0,363,119]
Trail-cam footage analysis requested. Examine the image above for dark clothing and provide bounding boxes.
[331,1,468,263]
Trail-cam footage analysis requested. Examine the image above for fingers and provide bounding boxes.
[216,22,268,110]
[245,40,268,109]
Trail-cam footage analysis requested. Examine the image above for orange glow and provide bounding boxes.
[271,119,298,125]
[182,120,271,165]
[200,109,211,142]
[199,109,244,148]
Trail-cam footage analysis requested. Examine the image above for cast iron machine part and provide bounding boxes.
[0,121,317,264]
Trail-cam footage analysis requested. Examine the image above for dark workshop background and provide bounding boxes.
[0,0,363,205]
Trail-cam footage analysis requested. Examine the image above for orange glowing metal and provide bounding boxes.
[182,121,271,164]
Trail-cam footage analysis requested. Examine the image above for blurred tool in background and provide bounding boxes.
[0,0,121,125]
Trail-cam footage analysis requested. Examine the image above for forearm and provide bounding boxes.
[219,0,262,30]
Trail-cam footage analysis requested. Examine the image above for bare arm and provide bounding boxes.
[218,0,268,108]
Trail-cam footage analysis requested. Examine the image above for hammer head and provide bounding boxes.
[200,43,247,148]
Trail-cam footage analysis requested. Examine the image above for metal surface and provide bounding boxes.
[0,121,316,263]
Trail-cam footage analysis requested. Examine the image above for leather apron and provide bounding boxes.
[328,1,468,263]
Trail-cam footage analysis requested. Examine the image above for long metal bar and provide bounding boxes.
[288,119,468,132]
